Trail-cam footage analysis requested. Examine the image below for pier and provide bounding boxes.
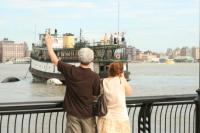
[0,92,199,133]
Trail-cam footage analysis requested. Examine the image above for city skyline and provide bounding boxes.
[0,0,199,52]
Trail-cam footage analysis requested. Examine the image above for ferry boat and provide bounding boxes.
[29,29,130,83]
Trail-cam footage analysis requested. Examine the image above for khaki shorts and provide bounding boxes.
[66,114,97,133]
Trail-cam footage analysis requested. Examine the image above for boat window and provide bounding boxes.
[100,66,104,72]
[106,65,109,71]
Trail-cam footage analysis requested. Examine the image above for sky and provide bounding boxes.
[0,0,199,52]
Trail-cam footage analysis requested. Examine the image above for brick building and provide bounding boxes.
[192,47,200,60]
[0,38,29,63]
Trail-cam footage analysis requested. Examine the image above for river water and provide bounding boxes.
[0,63,198,103]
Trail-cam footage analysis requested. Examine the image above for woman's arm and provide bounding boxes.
[124,79,132,96]
[121,73,132,96]
[45,34,59,65]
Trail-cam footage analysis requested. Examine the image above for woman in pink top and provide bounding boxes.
[98,61,132,133]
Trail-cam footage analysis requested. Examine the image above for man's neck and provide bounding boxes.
[80,64,90,69]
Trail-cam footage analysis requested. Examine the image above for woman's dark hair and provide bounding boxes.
[108,61,123,77]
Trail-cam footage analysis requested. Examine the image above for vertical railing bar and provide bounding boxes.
[150,105,153,114]
[132,107,137,133]
[0,115,2,133]
[28,113,32,133]
[35,113,38,133]
[179,104,184,133]
[169,105,174,133]
[164,105,169,133]
[188,104,193,133]
[193,108,196,133]
[42,113,45,133]
[128,106,131,115]
[150,105,154,133]
[49,112,52,133]
[195,88,200,133]
[21,114,24,133]
[149,104,153,133]
[183,104,189,133]
[62,112,65,133]
[55,112,59,133]
[14,115,17,133]
[154,106,159,133]
[159,105,164,133]
[174,105,179,133]
[150,106,155,133]
[7,114,10,133]
[150,105,153,133]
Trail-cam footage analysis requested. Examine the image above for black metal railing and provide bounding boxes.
[127,94,197,133]
[0,93,199,133]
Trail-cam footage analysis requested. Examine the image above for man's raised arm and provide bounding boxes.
[45,34,59,65]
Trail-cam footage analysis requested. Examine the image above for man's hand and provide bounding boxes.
[45,34,54,48]
[45,34,59,65]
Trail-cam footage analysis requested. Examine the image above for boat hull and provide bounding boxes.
[29,67,65,83]
[29,57,130,82]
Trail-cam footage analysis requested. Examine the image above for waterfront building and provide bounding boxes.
[172,48,181,58]
[191,47,200,60]
[166,48,173,59]
[125,45,137,61]
[136,50,157,62]
[136,50,142,61]
[180,47,191,56]
[0,38,29,63]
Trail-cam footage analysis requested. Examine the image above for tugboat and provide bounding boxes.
[29,29,130,83]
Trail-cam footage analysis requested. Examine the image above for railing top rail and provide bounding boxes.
[0,100,63,112]
[0,94,196,106]
[126,94,196,104]
[0,94,197,114]
[0,100,63,105]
